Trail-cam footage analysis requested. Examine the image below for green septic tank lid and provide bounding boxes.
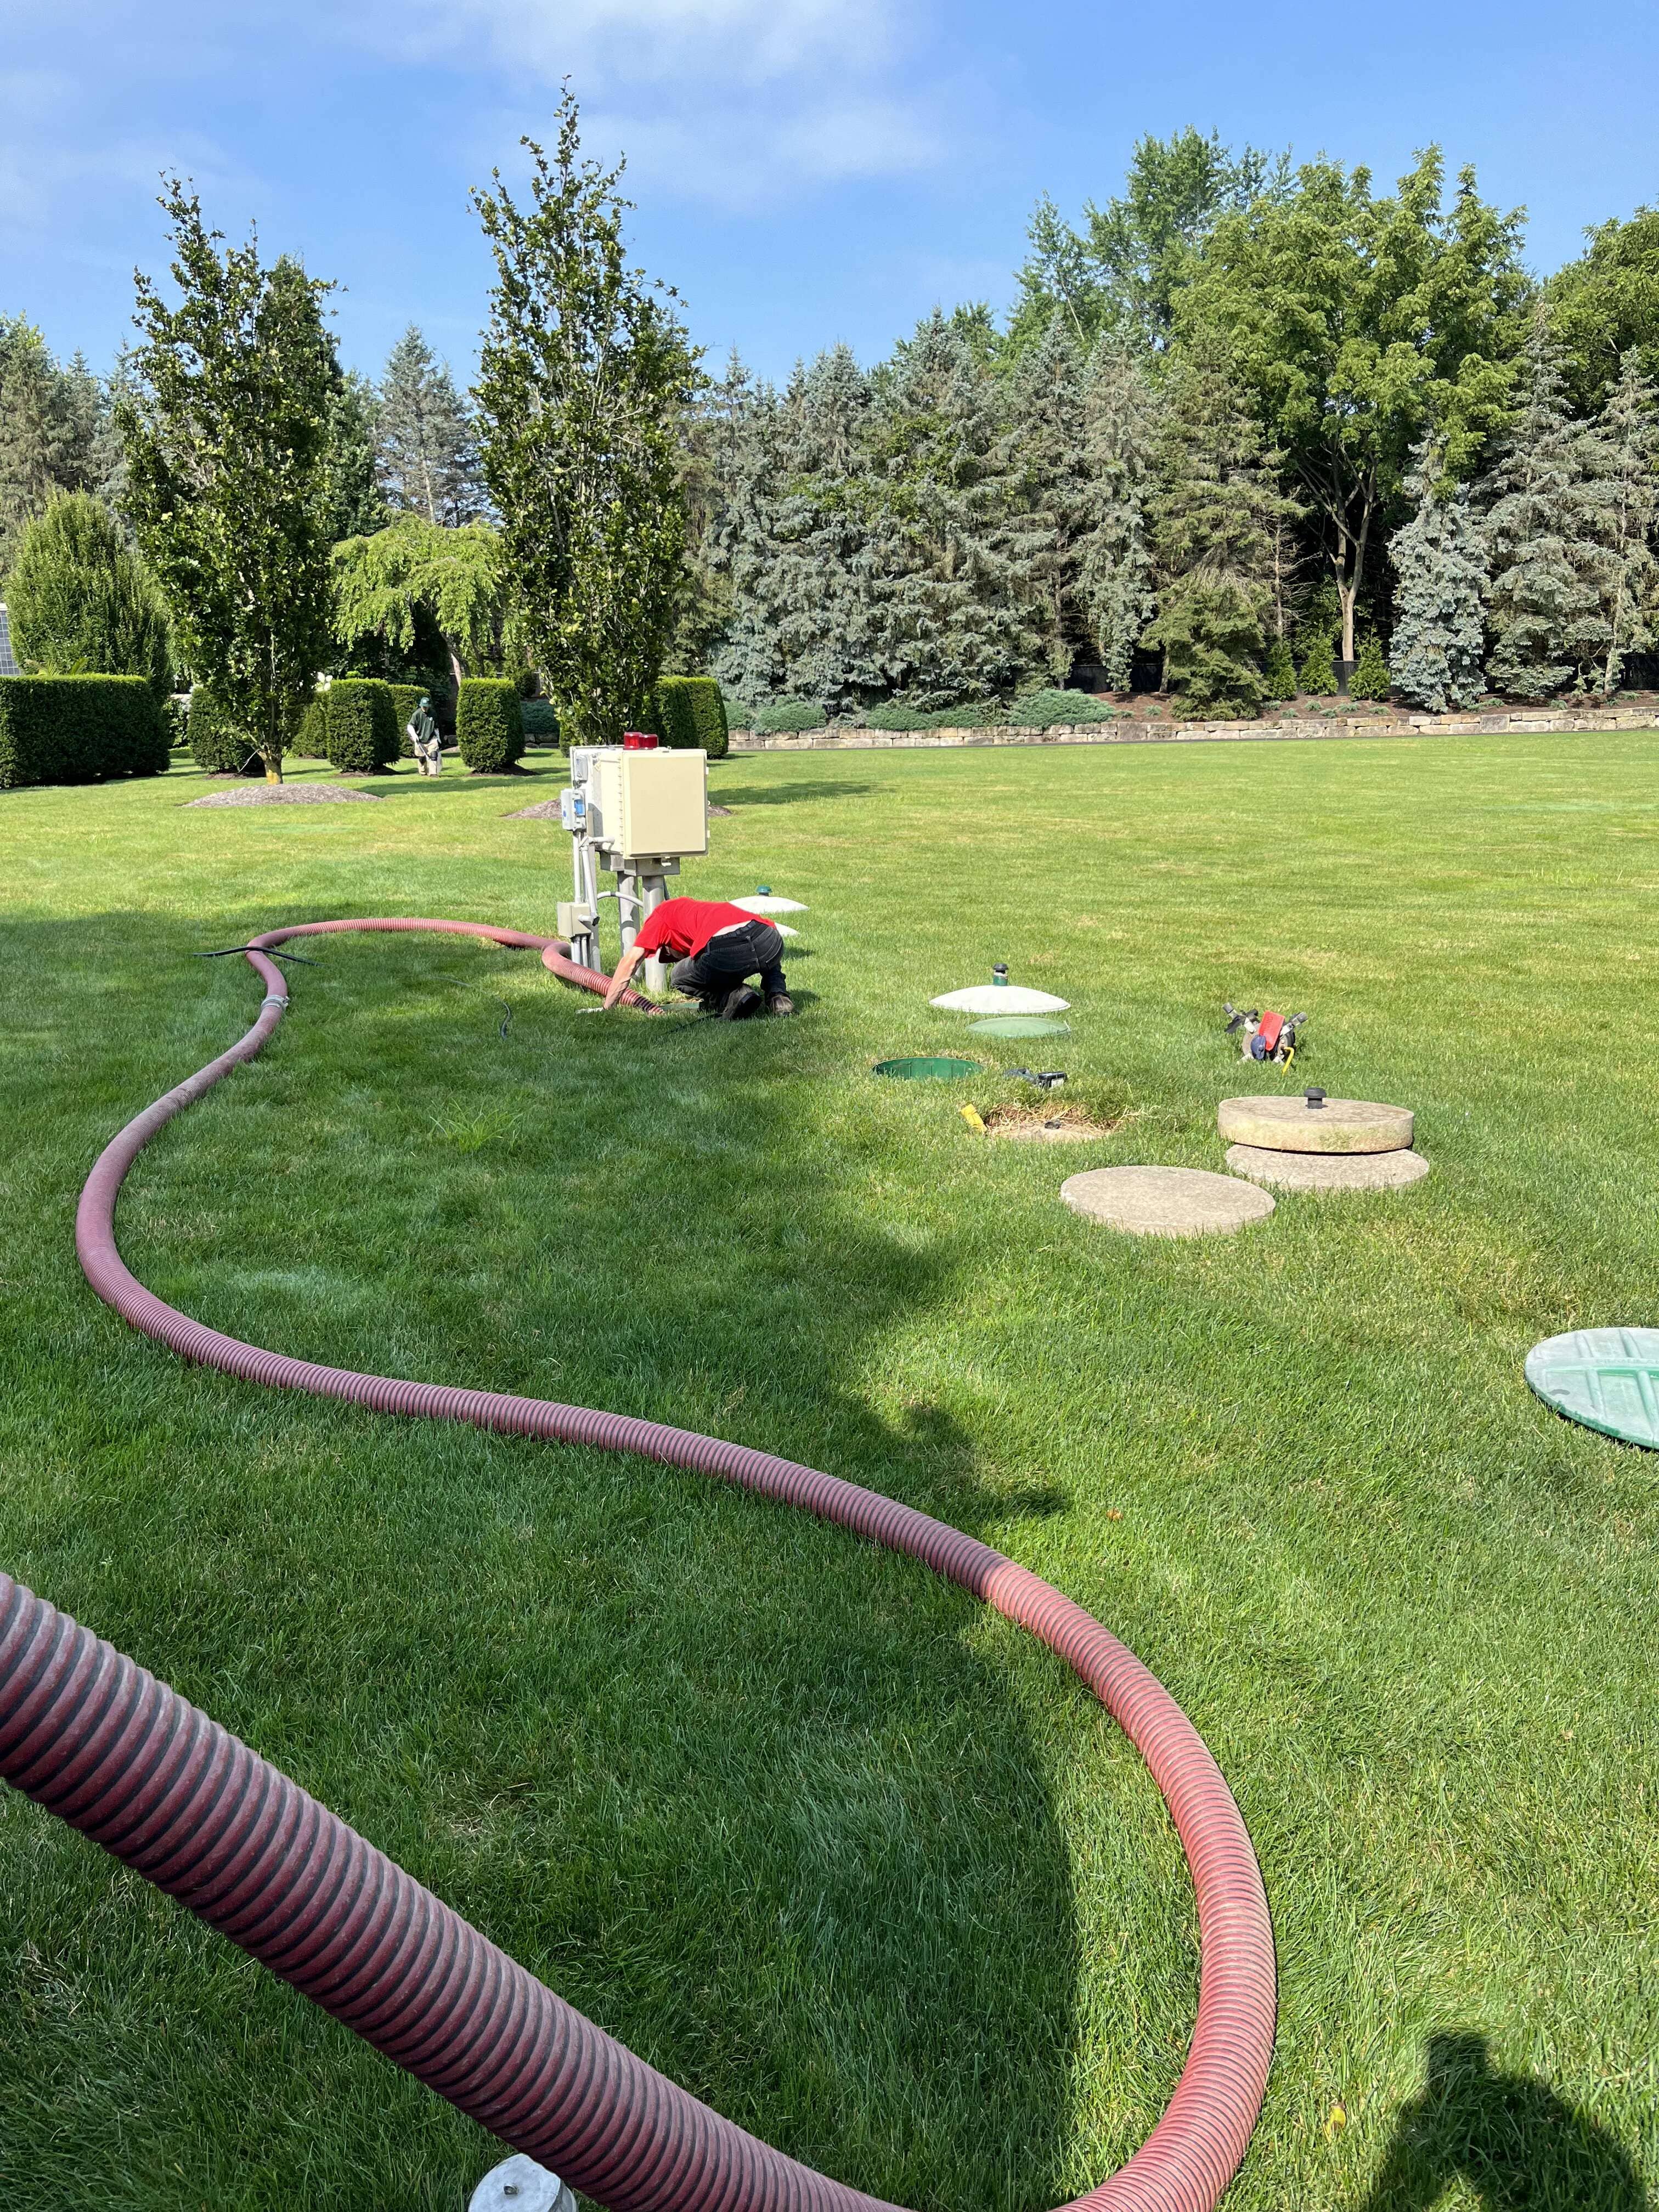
[1525,1326,1659,1448]
[873,1056,979,1081]
[966,1015,1073,1038]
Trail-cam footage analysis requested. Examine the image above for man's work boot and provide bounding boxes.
[766,993,796,1017]
[720,985,763,1020]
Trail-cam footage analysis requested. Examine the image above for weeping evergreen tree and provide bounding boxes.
[1387,436,1490,711]
[1596,351,1659,695]
[1002,318,1093,681]
[1144,348,1285,716]
[1076,343,1159,689]
[867,312,1048,708]
[1482,321,1614,698]
[712,346,887,715]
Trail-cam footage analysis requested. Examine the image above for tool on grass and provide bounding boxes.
[1223,1003,1307,1065]
[195,944,321,965]
[960,1103,986,1132]
[1007,1068,1068,1092]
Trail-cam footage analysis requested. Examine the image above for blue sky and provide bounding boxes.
[2,0,1655,389]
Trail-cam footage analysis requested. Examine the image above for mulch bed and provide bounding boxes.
[186,783,382,808]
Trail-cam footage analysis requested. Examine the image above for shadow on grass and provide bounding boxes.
[1359,2034,1647,2210]
[0,907,1109,2212]
[706,778,876,808]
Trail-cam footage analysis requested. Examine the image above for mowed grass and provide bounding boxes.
[1,732,1656,2212]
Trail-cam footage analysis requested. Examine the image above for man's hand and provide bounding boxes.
[602,945,645,1010]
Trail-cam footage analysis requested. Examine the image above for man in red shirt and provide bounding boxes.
[601,897,794,1018]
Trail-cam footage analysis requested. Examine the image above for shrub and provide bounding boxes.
[1263,637,1297,701]
[1006,688,1121,729]
[295,696,328,758]
[189,686,264,774]
[389,683,427,757]
[457,677,524,771]
[520,699,560,743]
[864,700,937,730]
[325,678,399,774]
[0,675,168,789]
[1297,629,1339,695]
[7,494,173,699]
[640,675,728,757]
[1350,634,1392,700]
[749,696,826,733]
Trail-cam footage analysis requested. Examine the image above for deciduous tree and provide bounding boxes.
[331,512,505,699]
[473,91,699,751]
[119,185,336,781]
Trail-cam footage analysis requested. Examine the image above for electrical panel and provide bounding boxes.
[584,748,708,860]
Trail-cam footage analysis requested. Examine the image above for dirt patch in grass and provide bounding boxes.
[983,1101,1126,1142]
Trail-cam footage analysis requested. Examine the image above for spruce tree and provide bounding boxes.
[1144,347,1285,716]
[1349,634,1391,698]
[1076,343,1159,689]
[1482,321,1613,698]
[866,311,1046,710]
[375,326,483,527]
[0,319,111,566]
[1003,317,1093,681]
[1387,436,1489,712]
[1596,351,1659,695]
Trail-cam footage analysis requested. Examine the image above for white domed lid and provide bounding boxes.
[930,984,1070,1014]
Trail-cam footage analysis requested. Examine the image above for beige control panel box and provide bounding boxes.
[584,748,708,860]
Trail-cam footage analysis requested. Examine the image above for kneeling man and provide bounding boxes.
[602,896,794,1018]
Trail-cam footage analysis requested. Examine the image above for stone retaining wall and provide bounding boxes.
[729,708,1658,753]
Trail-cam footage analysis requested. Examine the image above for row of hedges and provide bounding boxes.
[744,689,1126,734]
[0,676,170,788]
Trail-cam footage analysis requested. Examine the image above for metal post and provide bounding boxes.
[638,872,672,995]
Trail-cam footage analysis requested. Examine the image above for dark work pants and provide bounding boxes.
[669,920,787,1006]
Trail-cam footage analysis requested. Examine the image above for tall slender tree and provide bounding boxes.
[120,188,336,781]
[1595,352,1659,695]
[374,328,483,526]
[1077,343,1160,689]
[1003,318,1094,680]
[0,320,112,566]
[473,91,699,750]
[1386,436,1489,712]
[1482,321,1614,698]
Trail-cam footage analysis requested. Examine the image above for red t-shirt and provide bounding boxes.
[633,898,756,960]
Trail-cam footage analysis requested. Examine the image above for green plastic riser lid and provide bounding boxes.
[872,1057,979,1080]
[1525,1326,1659,1448]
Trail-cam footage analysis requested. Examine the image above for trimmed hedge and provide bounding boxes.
[644,675,729,759]
[520,699,560,743]
[189,687,264,775]
[326,679,400,774]
[0,675,168,788]
[457,678,524,772]
[296,696,328,758]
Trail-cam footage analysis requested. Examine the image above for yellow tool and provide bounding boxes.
[960,1104,986,1133]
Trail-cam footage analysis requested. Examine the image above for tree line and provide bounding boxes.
[687,134,1659,721]
[5,117,1659,768]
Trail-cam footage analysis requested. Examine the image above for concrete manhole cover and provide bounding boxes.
[1226,1143,1430,1192]
[1060,1165,1275,1237]
[1217,1095,1413,1154]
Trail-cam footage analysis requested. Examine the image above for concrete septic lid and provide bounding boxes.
[932,984,1071,1014]
[1526,1326,1659,1449]
[1217,1094,1413,1155]
[1226,1142,1430,1192]
[1060,1165,1275,1237]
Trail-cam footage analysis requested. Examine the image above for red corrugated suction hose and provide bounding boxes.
[3,916,1276,2212]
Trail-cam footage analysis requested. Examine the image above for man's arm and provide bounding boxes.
[602,944,648,1010]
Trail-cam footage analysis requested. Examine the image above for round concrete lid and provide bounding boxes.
[1060,1165,1275,1237]
[1217,1094,1413,1154]
[1526,1327,1659,1449]
[1226,1142,1430,1192]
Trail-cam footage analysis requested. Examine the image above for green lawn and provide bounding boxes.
[1,733,1655,2212]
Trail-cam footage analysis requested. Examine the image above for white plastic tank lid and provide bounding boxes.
[930,984,1070,1014]
[732,894,808,913]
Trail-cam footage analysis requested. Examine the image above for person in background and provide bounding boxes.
[601,896,794,1018]
[408,695,443,776]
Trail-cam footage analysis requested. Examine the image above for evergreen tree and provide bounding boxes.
[1144,348,1285,716]
[1297,624,1338,694]
[7,492,172,695]
[1076,343,1159,689]
[375,326,483,527]
[0,319,111,566]
[668,348,749,674]
[1387,436,1489,712]
[1263,635,1297,699]
[1596,352,1659,695]
[866,311,1047,709]
[1482,321,1614,698]
[1003,317,1093,681]
[326,369,389,543]
[1349,634,1391,698]
[712,347,888,714]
